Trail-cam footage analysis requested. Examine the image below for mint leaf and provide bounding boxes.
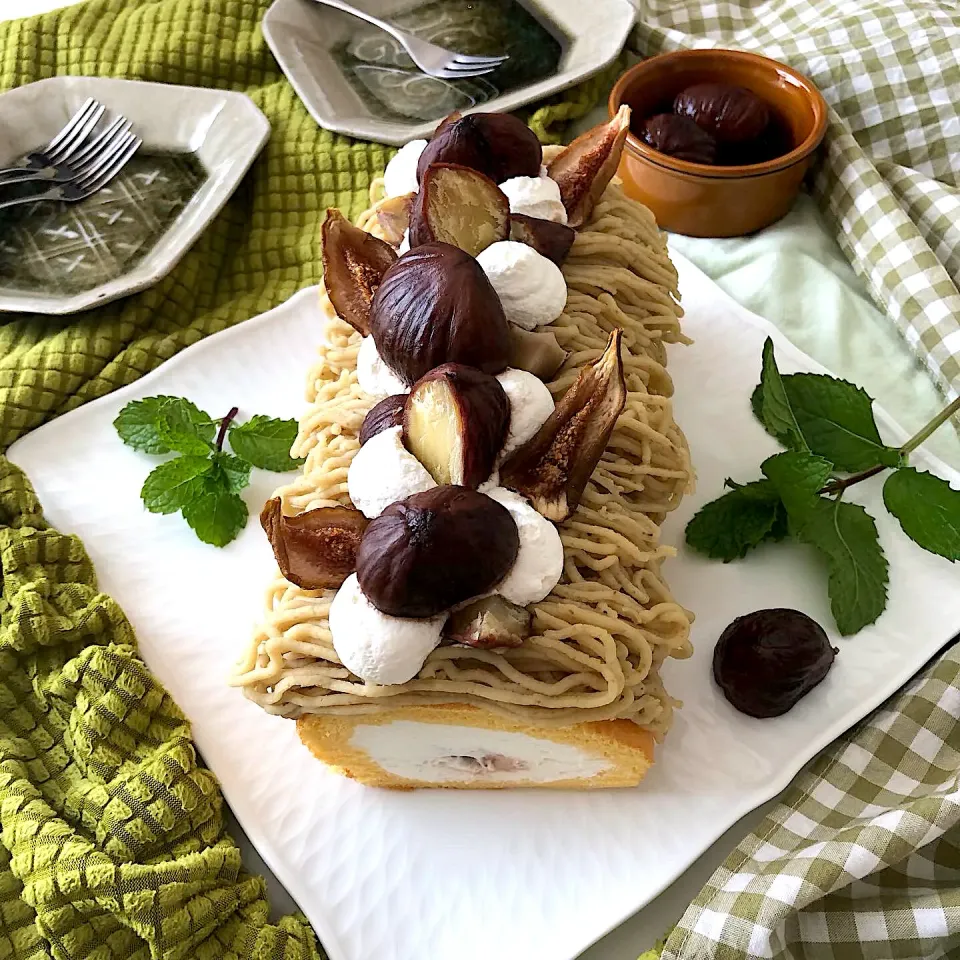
[182,478,248,547]
[141,456,214,514]
[795,497,888,635]
[228,416,303,472]
[777,373,899,472]
[686,479,785,561]
[114,396,184,454]
[883,467,960,561]
[756,338,808,452]
[213,452,252,494]
[155,399,215,456]
[761,451,833,518]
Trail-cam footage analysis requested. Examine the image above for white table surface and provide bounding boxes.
[4,2,957,957]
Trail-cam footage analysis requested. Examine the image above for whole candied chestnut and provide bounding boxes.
[359,394,407,445]
[713,608,837,718]
[356,486,519,618]
[640,114,718,164]
[369,242,511,385]
[417,112,542,185]
[674,83,770,144]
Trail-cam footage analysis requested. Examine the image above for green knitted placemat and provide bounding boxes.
[0,1,620,956]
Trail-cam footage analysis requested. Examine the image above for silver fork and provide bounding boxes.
[312,0,508,79]
[0,98,107,183]
[0,132,142,213]
[0,116,134,190]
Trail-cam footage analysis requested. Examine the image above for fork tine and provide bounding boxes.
[437,63,501,78]
[49,102,106,164]
[77,131,138,188]
[43,98,99,154]
[78,135,141,194]
[450,53,509,65]
[71,116,132,170]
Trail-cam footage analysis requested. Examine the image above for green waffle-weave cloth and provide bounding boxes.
[0,1,617,956]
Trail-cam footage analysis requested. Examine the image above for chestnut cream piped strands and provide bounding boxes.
[235,111,692,740]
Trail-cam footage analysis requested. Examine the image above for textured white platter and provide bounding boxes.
[9,254,960,960]
[262,0,635,145]
[0,76,269,314]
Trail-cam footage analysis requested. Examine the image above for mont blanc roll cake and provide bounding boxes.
[232,109,693,790]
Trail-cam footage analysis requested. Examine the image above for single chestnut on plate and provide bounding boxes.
[639,114,718,165]
[713,608,837,718]
[674,82,770,144]
[356,485,520,618]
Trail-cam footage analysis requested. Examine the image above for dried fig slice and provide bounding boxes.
[360,394,407,445]
[376,192,414,246]
[409,163,510,258]
[445,595,531,649]
[507,325,569,380]
[261,497,368,590]
[322,208,397,336]
[509,213,576,265]
[547,105,631,229]
[402,363,509,488]
[500,329,626,521]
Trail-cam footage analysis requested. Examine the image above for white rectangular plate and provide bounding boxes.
[8,254,960,960]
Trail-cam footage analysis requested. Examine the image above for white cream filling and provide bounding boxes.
[350,721,612,783]
[476,241,568,330]
[498,175,568,224]
[383,139,427,198]
[330,575,445,686]
[347,425,436,519]
[496,367,554,461]
[485,487,564,605]
[356,335,407,401]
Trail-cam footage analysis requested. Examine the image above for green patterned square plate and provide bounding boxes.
[262,0,635,145]
[0,76,269,315]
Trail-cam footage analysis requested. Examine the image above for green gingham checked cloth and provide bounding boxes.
[633,0,960,400]
[658,642,960,960]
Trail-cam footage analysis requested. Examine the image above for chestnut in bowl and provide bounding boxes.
[608,49,827,237]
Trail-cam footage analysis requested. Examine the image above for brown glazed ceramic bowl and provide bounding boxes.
[608,50,828,237]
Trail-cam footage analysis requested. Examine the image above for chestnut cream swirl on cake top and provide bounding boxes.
[232,109,695,735]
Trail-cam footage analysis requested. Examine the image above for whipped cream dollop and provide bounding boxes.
[476,241,567,330]
[496,368,554,460]
[357,335,407,400]
[383,139,427,198]
[330,574,446,685]
[348,425,436,519]
[499,175,568,224]
[486,487,564,605]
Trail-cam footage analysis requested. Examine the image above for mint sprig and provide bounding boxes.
[115,397,303,547]
[686,337,960,635]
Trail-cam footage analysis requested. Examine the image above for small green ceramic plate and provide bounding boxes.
[262,0,635,145]
[0,77,269,315]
